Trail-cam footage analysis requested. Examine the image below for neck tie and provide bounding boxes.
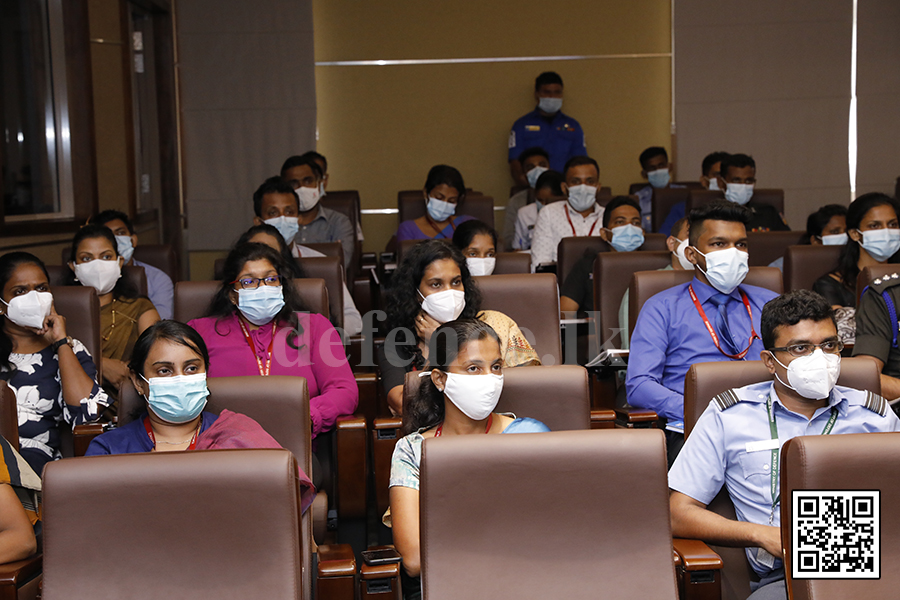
[708,293,739,355]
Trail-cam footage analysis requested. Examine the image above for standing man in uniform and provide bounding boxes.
[508,72,586,188]
[853,270,900,400]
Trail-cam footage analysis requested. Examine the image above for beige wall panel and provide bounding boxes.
[87,0,122,40]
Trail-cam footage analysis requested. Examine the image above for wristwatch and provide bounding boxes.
[51,337,74,353]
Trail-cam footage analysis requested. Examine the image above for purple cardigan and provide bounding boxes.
[396,215,474,242]
[188,312,358,437]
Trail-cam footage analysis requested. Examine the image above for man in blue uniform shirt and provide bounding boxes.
[508,72,586,187]
[669,290,900,600]
[634,146,685,231]
[626,201,779,463]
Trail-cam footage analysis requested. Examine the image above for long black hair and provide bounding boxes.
[835,193,899,288]
[401,319,501,435]
[64,224,139,300]
[206,242,310,349]
[0,252,51,370]
[452,220,497,253]
[803,204,847,244]
[235,224,305,279]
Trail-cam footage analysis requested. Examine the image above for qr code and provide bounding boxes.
[791,490,880,579]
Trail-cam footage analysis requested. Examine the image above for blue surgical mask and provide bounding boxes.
[115,235,135,263]
[538,97,562,114]
[647,168,670,189]
[857,228,900,262]
[725,183,754,205]
[237,285,285,326]
[426,197,456,222]
[264,216,300,243]
[141,373,209,424]
[526,166,548,188]
[567,185,597,212]
[609,224,645,252]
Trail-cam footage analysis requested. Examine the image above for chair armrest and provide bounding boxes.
[372,418,404,515]
[72,423,106,457]
[672,538,723,571]
[311,492,328,545]
[360,253,378,269]
[317,544,357,600]
[590,409,616,429]
[672,538,722,600]
[335,416,367,519]
[613,407,659,428]
[0,553,41,588]
[360,550,401,600]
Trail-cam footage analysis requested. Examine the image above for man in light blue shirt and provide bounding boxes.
[669,290,900,600]
[626,201,778,463]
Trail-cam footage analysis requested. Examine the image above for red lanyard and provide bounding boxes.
[144,416,199,450]
[238,318,277,376]
[564,206,598,237]
[688,284,760,359]
[435,414,493,437]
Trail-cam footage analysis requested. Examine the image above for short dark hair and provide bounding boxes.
[563,156,599,180]
[252,176,298,218]
[91,210,134,234]
[517,147,549,165]
[761,290,836,350]
[688,201,751,246]
[424,165,466,199]
[805,204,848,243]
[702,152,730,177]
[535,71,563,91]
[452,220,497,252]
[602,196,641,229]
[299,151,327,173]
[721,153,756,179]
[670,217,690,239]
[534,170,565,196]
[639,147,668,171]
[235,224,305,279]
[280,155,324,180]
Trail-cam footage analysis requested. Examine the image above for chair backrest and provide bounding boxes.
[652,187,690,233]
[51,286,102,381]
[557,234,668,287]
[174,279,328,323]
[593,251,671,348]
[320,190,361,277]
[396,238,451,266]
[629,267,783,335]
[403,365,590,431]
[747,231,806,267]
[857,264,899,303]
[42,448,304,600]
[473,273,561,365]
[784,245,842,292]
[398,192,495,228]
[493,251,531,275]
[297,256,344,330]
[687,189,784,214]
[781,432,900,600]
[595,186,614,207]
[0,382,18,450]
[686,189,725,212]
[419,429,677,599]
[133,244,179,282]
[46,264,148,297]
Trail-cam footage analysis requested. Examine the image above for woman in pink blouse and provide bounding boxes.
[188,243,357,437]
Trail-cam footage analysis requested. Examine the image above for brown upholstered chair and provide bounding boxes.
[652,187,690,233]
[173,278,329,323]
[213,242,345,281]
[857,264,899,304]
[51,286,102,383]
[687,189,785,215]
[46,264,148,297]
[556,234,668,289]
[397,192,494,228]
[473,273,561,365]
[784,245,842,292]
[419,429,678,599]
[629,267,784,335]
[747,231,806,267]
[492,252,531,274]
[781,432,900,600]
[298,256,345,330]
[42,448,319,600]
[679,358,880,600]
[133,244,179,282]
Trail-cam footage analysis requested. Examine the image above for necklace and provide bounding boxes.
[144,416,202,449]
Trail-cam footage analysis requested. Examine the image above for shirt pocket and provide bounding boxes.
[738,450,773,483]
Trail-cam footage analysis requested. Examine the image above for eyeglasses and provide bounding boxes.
[231,275,281,290]
[768,341,844,358]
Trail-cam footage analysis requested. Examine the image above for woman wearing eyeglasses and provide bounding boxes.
[188,243,357,439]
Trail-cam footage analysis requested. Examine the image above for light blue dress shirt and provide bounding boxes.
[669,381,900,577]
[625,277,778,431]
[133,259,173,320]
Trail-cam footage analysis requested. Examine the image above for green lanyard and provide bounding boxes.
[765,395,838,524]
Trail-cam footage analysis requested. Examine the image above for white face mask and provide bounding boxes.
[537,97,562,114]
[295,186,321,212]
[439,371,504,421]
[74,258,122,295]
[820,233,848,246]
[419,289,466,323]
[264,216,300,243]
[115,235,135,263]
[567,184,597,212]
[1,290,53,330]
[692,247,749,294]
[772,349,841,400]
[525,166,548,189]
[725,183,754,205]
[673,238,695,271]
[466,257,496,277]
[708,177,721,191]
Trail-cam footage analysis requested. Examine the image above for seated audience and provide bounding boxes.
[396,165,474,242]
[452,220,497,277]
[721,154,789,232]
[280,155,354,272]
[513,170,566,251]
[378,240,540,415]
[0,252,110,472]
[767,204,848,272]
[90,210,174,319]
[187,243,357,438]
[0,435,40,563]
[659,151,730,235]
[389,319,550,595]
[627,202,778,464]
[66,225,160,393]
[237,223,363,336]
[530,156,605,269]
[502,147,550,249]
[634,146,685,231]
[300,150,365,243]
[670,290,900,600]
[559,195,644,316]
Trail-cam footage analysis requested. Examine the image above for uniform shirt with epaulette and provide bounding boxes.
[853,272,900,378]
[668,381,900,578]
